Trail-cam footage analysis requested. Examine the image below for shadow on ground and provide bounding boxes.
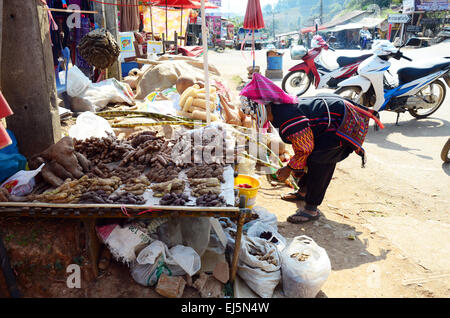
[263,192,391,272]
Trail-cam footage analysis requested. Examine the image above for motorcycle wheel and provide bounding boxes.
[334,86,365,105]
[282,70,311,97]
[408,80,446,119]
[441,138,450,163]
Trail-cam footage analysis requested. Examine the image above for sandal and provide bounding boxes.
[281,191,306,202]
[287,209,321,224]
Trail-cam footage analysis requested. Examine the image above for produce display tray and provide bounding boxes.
[0,202,242,219]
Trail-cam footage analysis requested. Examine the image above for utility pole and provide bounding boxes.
[320,0,323,24]
[1,1,61,157]
[272,6,275,39]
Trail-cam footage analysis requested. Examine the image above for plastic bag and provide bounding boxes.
[137,240,201,277]
[67,66,135,112]
[170,245,201,276]
[236,152,256,176]
[67,66,91,97]
[69,111,115,140]
[130,257,172,287]
[281,235,331,298]
[83,79,135,112]
[1,163,45,196]
[244,206,279,232]
[247,221,286,252]
[237,236,281,298]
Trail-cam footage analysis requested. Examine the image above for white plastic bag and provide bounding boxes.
[137,240,201,277]
[67,66,91,97]
[170,245,201,276]
[0,163,44,196]
[84,79,135,112]
[237,236,281,298]
[67,66,135,112]
[131,241,187,286]
[69,111,115,140]
[281,235,331,298]
[130,257,169,287]
[247,221,286,252]
[244,206,279,232]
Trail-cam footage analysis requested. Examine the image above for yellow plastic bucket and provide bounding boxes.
[234,174,261,209]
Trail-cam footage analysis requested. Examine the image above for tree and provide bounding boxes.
[263,4,273,15]
[228,16,244,30]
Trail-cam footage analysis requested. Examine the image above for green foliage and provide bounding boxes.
[252,0,395,34]
[347,0,392,10]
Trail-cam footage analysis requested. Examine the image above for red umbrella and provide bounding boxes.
[242,0,265,69]
[153,0,218,8]
[243,0,265,30]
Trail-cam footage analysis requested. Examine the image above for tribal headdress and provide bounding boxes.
[239,73,297,128]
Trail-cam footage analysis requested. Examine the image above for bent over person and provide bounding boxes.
[240,73,384,224]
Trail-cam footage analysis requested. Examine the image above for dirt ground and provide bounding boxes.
[1,45,449,298]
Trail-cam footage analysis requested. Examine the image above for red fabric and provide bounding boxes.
[239,73,297,105]
[178,46,204,57]
[153,0,218,9]
[243,0,265,30]
[286,127,314,170]
[0,91,13,119]
[0,123,12,150]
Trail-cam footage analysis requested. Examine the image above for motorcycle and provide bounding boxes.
[335,38,450,124]
[282,35,372,97]
[360,33,373,50]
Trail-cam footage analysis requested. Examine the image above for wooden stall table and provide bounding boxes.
[0,201,251,283]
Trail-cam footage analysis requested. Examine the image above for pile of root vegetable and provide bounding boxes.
[4,127,233,208]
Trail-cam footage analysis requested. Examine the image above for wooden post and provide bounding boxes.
[0,0,3,83]
[1,0,61,157]
[82,218,100,279]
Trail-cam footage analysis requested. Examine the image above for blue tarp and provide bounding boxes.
[0,130,27,184]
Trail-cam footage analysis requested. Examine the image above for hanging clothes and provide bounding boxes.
[48,0,71,66]
[68,1,93,75]
[120,0,141,32]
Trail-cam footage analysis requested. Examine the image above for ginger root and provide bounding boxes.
[29,137,92,187]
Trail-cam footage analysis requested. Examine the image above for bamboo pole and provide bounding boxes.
[150,4,155,40]
[45,8,98,14]
[201,0,211,125]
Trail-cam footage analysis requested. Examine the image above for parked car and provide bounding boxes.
[266,44,276,50]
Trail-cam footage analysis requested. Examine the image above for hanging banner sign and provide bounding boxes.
[388,14,411,24]
[416,0,449,11]
[403,0,415,13]
[406,25,422,32]
[210,0,222,6]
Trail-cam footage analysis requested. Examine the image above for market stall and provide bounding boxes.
[0,0,335,300]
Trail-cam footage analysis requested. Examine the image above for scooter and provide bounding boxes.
[335,38,450,124]
[282,35,372,97]
[360,33,373,50]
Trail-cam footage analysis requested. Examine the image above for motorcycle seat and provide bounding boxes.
[336,54,372,67]
[397,61,450,85]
